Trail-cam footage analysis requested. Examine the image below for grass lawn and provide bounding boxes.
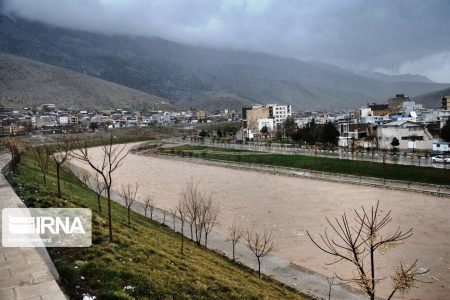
[194,121,241,132]
[161,145,450,186]
[7,152,307,300]
[162,145,249,153]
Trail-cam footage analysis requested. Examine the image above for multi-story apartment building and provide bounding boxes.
[442,96,450,110]
[388,94,409,109]
[267,103,292,125]
[241,103,292,139]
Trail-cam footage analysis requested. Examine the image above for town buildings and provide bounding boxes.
[377,120,433,151]
[2,92,449,155]
[241,104,292,139]
[442,96,450,110]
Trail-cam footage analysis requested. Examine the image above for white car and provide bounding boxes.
[432,155,450,163]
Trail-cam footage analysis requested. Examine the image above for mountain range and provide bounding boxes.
[0,52,172,110]
[414,87,450,108]
[0,14,448,111]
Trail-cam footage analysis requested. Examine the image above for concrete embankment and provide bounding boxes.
[0,153,66,300]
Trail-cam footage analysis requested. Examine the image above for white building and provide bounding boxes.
[267,104,292,124]
[433,141,450,153]
[377,120,433,151]
[58,116,69,125]
[257,118,275,131]
[151,112,171,124]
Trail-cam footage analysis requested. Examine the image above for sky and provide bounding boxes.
[2,0,450,82]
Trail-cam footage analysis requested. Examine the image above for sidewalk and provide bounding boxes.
[0,153,66,300]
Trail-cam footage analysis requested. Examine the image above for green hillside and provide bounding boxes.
[7,152,307,299]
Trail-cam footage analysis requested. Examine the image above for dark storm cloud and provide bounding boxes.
[2,0,450,81]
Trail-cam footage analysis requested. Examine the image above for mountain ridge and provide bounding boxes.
[0,52,174,110]
[0,14,448,110]
[414,87,450,108]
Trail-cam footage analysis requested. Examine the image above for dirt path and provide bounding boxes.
[73,144,450,299]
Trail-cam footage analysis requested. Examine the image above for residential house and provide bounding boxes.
[377,120,433,151]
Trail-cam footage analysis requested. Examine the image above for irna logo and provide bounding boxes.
[2,208,92,247]
[8,216,86,234]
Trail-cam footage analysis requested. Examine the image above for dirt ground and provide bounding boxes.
[73,144,450,299]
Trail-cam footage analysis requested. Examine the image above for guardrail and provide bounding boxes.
[155,152,450,197]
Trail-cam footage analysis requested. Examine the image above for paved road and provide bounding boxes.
[0,153,66,300]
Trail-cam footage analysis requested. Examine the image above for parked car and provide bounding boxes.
[432,155,450,163]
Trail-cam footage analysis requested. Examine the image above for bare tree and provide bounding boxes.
[307,201,428,300]
[229,220,244,261]
[30,145,50,184]
[71,133,129,242]
[169,207,177,230]
[3,137,22,173]
[142,195,156,219]
[181,177,218,247]
[201,193,219,248]
[49,136,74,198]
[175,199,187,255]
[183,178,201,241]
[118,183,139,225]
[380,149,389,183]
[246,229,276,278]
[326,276,342,300]
[80,170,106,212]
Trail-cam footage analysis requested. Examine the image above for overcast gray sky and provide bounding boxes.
[2,0,450,82]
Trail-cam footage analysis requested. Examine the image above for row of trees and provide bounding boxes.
[3,136,75,198]
[141,178,274,279]
[288,118,340,146]
[4,134,130,243]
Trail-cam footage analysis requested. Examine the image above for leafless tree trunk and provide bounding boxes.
[30,145,50,184]
[183,178,201,242]
[202,194,219,249]
[246,229,276,278]
[118,183,138,225]
[169,208,177,230]
[92,172,106,212]
[49,136,74,198]
[176,199,187,255]
[380,149,389,183]
[142,195,156,219]
[180,177,218,247]
[79,170,105,212]
[326,276,341,300]
[229,220,244,261]
[307,201,428,300]
[3,137,22,173]
[71,133,129,242]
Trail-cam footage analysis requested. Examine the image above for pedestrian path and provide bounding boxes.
[0,153,66,300]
